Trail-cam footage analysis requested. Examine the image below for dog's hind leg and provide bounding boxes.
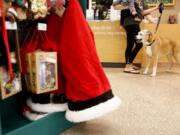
[143,55,151,75]
[151,54,158,77]
[174,53,180,63]
[172,42,180,63]
[167,53,174,70]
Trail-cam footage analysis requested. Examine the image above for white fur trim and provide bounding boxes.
[27,98,67,113]
[8,8,18,17]
[23,111,48,121]
[65,96,121,123]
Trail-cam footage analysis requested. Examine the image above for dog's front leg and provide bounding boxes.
[151,54,158,77]
[143,55,151,75]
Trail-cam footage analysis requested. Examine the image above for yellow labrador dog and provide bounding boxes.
[136,29,180,76]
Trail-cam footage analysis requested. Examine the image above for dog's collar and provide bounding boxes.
[146,40,156,46]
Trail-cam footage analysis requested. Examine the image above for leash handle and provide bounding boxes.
[159,3,164,14]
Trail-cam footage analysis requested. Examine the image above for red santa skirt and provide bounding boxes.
[58,0,121,123]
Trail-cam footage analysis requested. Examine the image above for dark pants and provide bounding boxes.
[124,24,143,64]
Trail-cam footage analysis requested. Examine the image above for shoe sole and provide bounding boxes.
[123,70,140,74]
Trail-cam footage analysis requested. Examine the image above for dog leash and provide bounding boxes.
[154,3,164,34]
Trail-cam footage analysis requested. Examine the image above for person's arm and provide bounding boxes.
[145,14,158,23]
[113,4,128,10]
[142,5,159,16]
[128,0,137,13]
[112,0,128,10]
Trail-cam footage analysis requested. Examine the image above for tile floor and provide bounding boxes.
[62,64,180,135]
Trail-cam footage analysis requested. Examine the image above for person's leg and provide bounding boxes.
[129,43,143,63]
[124,25,136,65]
[124,25,140,73]
[129,24,143,64]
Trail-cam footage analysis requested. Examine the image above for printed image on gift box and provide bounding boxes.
[39,62,56,90]
[30,52,58,94]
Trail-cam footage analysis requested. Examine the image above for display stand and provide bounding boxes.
[0,114,2,135]
[0,94,74,135]
[0,1,87,135]
[79,0,87,16]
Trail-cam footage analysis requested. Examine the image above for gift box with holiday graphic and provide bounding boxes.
[29,51,58,94]
[25,52,33,92]
[0,53,22,99]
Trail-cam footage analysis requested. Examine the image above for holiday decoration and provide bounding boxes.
[0,53,22,99]
[58,0,121,123]
[1,0,122,123]
[28,51,58,94]
[20,26,67,120]
[30,0,48,19]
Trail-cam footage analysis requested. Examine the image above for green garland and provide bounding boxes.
[17,0,25,6]
[5,0,25,6]
[5,0,15,3]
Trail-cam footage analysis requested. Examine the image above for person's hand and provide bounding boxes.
[113,5,128,10]
[155,4,159,10]
[132,11,137,16]
[158,3,164,13]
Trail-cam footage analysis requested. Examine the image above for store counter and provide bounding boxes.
[88,20,180,66]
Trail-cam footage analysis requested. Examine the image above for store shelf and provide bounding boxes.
[0,95,74,135]
[2,112,73,135]
[1,112,30,135]
[0,1,87,135]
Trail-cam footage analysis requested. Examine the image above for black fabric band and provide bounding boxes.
[67,90,114,111]
[147,40,156,46]
[30,93,67,104]
[30,109,47,115]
